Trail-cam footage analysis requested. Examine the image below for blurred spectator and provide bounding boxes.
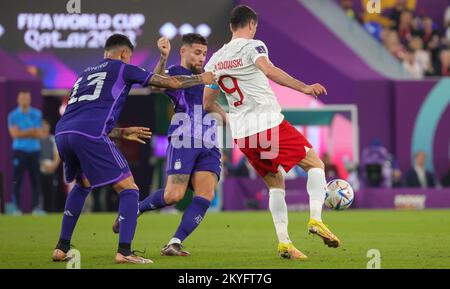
[408,36,432,74]
[402,49,424,78]
[391,159,404,187]
[361,138,391,187]
[343,155,360,192]
[222,154,257,179]
[392,169,403,187]
[441,164,450,187]
[396,10,415,45]
[353,0,450,78]
[322,152,340,179]
[39,120,61,212]
[7,89,44,215]
[382,30,406,60]
[405,151,436,188]
[429,49,450,77]
[89,186,118,212]
[444,6,450,44]
[389,0,409,29]
[419,17,441,50]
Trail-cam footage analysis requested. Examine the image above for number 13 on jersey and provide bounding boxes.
[68,72,107,105]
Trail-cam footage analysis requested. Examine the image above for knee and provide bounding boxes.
[164,189,186,204]
[264,172,285,189]
[306,160,325,172]
[114,182,138,193]
[74,182,92,195]
[195,190,215,202]
[315,160,325,171]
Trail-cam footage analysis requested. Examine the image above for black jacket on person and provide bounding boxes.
[405,168,436,188]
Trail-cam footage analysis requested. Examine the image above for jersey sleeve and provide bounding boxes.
[247,40,269,64]
[123,64,153,87]
[205,83,220,90]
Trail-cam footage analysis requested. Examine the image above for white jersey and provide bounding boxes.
[205,38,284,139]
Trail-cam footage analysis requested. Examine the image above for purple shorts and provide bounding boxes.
[166,139,221,179]
[56,133,131,188]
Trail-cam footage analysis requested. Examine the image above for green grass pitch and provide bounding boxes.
[1,210,450,269]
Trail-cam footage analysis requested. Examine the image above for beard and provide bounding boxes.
[188,63,204,75]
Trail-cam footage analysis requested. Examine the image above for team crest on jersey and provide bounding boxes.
[174,159,182,170]
[255,45,266,54]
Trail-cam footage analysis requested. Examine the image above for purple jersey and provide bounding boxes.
[165,65,217,145]
[56,59,153,138]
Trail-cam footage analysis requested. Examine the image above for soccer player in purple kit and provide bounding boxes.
[112,34,222,257]
[51,34,215,264]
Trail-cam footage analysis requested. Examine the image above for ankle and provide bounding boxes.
[118,243,132,256]
[56,239,71,253]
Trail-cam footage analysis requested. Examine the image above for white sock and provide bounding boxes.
[168,238,181,245]
[307,168,327,222]
[269,188,291,244]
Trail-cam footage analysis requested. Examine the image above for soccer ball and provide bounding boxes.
[324,179,354,210]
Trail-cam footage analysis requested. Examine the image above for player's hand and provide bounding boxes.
[303,83,328,98]
[122,127,152,144]
[200,72,216,85]
[30,128,43,139]
[157,37,171,58]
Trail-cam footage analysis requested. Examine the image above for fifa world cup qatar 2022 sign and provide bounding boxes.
[17,13,145,51]
[0,0,232,88]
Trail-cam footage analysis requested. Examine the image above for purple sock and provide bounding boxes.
[138,189,166,213]
[59,184,91,242]
[174,196,211,242]
[118,189,139,246]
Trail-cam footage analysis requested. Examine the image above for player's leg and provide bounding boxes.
[112,139,194,235]
[52,134,91,261]
[112,174,190,234]
[239,139,292,246]
[53,176,91,261]
[139,174,190,213]
[11,151,26,214]
[162,171,217,256]
[262,171,289,242]
[298,148,326,222]
[112,175,152,264]
[28,151,43,214]
[54,134,151,263]
[138,141,195,215]
[111,175,188,234]
[236,125,307,260]
[298,149,340,248]
[261,171,306,260]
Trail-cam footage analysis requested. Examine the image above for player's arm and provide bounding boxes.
[124,63,214,90]
[153,37,170,76]
[148,72,215,90]
[52,145,61,169]
[203,85,228,125]
[8,112,42,139]
[255,56,327,97]
[8,126,41,139]
[109,127,152,144]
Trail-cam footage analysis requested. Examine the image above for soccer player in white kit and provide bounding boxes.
[203,5,341,260]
